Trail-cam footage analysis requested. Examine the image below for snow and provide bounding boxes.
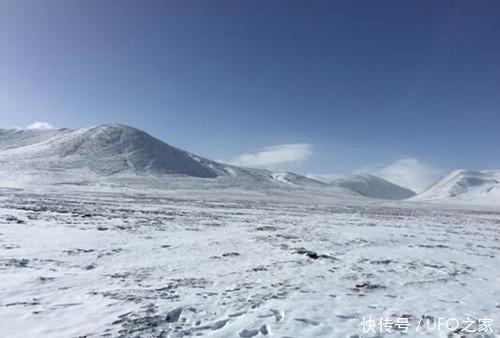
[0,128,71,151]
[412,169,500,206]
[0,125,327,189]
[0,185,498,338]
[270,172,326,188]
[0,125,219,177]
[328,173,416,200]
[0,124,499,337]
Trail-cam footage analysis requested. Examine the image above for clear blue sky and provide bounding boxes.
[1,0,499,186]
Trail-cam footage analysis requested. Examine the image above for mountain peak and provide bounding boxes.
[0,124,219,178]
[86,123,139,132]
[414,169,500,204]
[56,125,220,177]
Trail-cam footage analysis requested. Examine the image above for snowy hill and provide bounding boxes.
[0,124,328,189]
[0,125,219,177]
[412,169,500,205]
[328,173,416,200]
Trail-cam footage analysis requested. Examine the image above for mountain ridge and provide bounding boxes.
[0,124,331,189]
[5,124,496,205]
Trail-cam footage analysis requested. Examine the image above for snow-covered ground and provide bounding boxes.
[1,184,499,338]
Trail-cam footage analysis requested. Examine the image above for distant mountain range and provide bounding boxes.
[0,124,498,205]
[0,124,326,188]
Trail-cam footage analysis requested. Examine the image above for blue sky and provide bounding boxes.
[1,1,499,190]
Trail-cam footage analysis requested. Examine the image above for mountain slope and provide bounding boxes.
[328,173,416,200]
[0,124,328,189]
[412,169,500,205]
[0,125,220,177]
[0,128,71,151]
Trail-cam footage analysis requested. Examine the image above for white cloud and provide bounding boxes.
[358,158,443,192]
[228,143,313,168]
[26,121,54,130]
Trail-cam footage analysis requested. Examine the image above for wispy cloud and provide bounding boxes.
[357,158,443,192]
[228,143,313,168]
[26,121,54,130]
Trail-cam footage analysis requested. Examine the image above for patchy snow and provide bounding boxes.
[0,184,498,338]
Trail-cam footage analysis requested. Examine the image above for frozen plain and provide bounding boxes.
[0,180,499,338]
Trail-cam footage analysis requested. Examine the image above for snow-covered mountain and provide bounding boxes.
[6,124,498,205]
[412,169,500,205]
[0,125,220,177]
[0,124,328,189]
[328,173,416,200]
